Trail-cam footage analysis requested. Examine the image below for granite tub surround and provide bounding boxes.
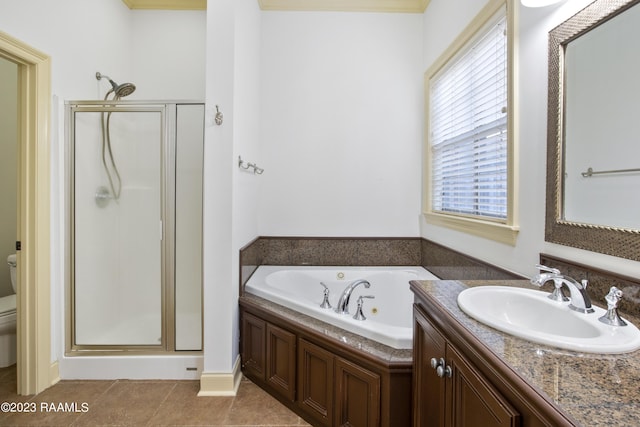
[411,279,640,427]
[239,293,412,365]
[238,236,525,294]
[421,239,523,280]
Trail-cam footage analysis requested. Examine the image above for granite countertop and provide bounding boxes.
[411,279,640,427]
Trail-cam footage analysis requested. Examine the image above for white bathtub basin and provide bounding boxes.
[457,286,640,354]
[245,266,439,349]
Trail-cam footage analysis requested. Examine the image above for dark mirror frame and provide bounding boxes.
[545,0,640,261]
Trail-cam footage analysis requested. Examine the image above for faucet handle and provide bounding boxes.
[548,278,570,302]
[319,282,332,309]
[353,295,375,321]
[599,287,627,326]
[535,264,561,274]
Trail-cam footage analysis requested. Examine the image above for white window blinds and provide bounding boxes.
[430,13,508,221]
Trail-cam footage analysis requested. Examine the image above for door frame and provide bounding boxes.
[0,30,52,395]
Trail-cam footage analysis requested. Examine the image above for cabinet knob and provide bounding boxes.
[430,358,439,369]
[436,364,452,378]
[430,357,446,371]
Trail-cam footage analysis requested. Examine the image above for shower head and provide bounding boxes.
[96,72,136,99]
[114,82,136,98]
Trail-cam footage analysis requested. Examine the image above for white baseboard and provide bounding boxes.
[197,356,242,396]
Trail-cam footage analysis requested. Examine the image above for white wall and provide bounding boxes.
[419,0,640,279]
[203,0,263,374]
[130,10,206,100]
[258,11,424,237]
[0,0,133,99]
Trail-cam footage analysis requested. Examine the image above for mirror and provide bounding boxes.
[546,0,640,261]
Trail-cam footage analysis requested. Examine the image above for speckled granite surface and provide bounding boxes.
[240,293,413,365]
[413,279,640,427]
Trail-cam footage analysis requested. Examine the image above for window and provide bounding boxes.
[424,0,518,245]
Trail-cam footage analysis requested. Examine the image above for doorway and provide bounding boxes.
[0,30,52,395]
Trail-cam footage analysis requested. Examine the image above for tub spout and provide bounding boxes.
[335,279,370,315]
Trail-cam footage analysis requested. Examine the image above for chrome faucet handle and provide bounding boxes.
[548,278,570,302]
[319,282,332,309]
[353,295,375,321]
[599,287,627,326]
[535,264,561,274]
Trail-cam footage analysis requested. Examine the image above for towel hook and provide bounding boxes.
[238,156,264,175]
[214,105,224,126]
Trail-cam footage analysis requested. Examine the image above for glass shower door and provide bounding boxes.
[72,107,165,347]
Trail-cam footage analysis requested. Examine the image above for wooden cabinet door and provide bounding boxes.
[334,356,381,427]
[266,323,296,402]
[447,345,520,427]
[297,338,334,427]
[241,312,266,381]
[413,307,447,427]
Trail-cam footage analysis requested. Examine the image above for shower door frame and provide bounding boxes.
[66,101,178,354]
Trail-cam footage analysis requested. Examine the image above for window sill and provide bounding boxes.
[423,212,519,246]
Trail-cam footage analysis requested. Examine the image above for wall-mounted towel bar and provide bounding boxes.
[238,156,264,175]
[581,167,640,177]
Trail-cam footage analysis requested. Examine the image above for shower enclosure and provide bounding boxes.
[67,101,203,352]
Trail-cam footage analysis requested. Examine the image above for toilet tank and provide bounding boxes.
[7,254,16,293]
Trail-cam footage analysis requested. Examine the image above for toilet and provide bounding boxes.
[0,254,17,368]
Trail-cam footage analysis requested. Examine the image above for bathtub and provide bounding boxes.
[244,266,440,349]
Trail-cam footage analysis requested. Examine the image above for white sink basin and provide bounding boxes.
[457,286,640,354]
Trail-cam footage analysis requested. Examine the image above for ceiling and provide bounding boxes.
[122,0,430,13]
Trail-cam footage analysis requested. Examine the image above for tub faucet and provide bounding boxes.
[531,264,594,314]
[335,279,371,315]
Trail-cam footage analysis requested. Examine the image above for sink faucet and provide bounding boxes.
[335,279,370,315]
[531,264,594,314]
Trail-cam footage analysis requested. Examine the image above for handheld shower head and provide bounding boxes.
[114,82,136,98]
[96,72,136,99]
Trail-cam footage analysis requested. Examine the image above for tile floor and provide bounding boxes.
[0,365,310,426]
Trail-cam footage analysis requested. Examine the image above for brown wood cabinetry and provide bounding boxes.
[297,338,381,426]
[413,308,446,427]
[411,282,577,427]
[334,356,381,427]
[241,312,266,381]
[298,338,334,426]
[266,323,296,401]
[239,301,410,427]
[414,305,520,427]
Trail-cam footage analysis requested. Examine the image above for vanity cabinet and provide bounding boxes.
[411,283,576,427]
[414,306,519,427]
[239,301,410,427]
